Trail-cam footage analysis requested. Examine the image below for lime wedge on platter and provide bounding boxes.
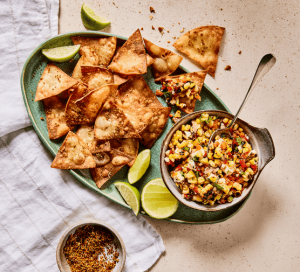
[141,178,179,219]
[128,149,151,185]
[115,182,141,216]
[42,45,80,62]
[81,3,110,30]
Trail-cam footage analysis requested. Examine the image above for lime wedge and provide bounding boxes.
[115,182,141,216]
[141,178,179,219]
[42,45,80,63]
[81,3,110,30]
[128,149,151,184]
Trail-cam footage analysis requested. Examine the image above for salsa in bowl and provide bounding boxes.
[160,110,275,212]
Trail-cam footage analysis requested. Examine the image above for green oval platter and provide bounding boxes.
[21,31,251,224]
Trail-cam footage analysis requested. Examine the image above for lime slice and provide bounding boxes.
[42,45,80,63]
[141,178,179,219]
[128,149,151,184]
[115,182,141,216]
[81,3,110,30]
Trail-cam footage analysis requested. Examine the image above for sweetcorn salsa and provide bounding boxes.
[161,75,201,109]
[164,113,259,205]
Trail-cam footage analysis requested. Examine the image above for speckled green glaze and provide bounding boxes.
[21,31,251,224]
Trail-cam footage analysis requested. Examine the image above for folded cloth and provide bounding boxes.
[0,127,165,272]
[0,0,59,137]
[0,0,165,271]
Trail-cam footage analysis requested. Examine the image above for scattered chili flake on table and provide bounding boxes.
[150,6,155,13]
[63,225,119,272]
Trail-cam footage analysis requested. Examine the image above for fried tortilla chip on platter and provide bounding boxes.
[65,84,116,126]
[108,29,147,75]
[94,100,141,140]
[110,138,139,167]
[90,149,134,189]
[140,107,171,148]
[51,131,96,169]
[43,96,74,140]
[144,39,183,81]
[71,36,117,67]
[116,75,162,109]
[161,70,207,113]
[112,54,154,85]
[76,124,111,153]
[71,36,117,81]
[35,63,78,101]
[173,26,225,77]
[81,66,113,90]
[119,106,154,134]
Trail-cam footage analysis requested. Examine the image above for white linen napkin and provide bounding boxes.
[0,0,58,137]
[0,0,165,271]
[0,127,165,272]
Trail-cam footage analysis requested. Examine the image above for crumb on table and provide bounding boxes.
[224,65,231,71]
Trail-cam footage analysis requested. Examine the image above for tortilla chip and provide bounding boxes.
[76,125,111,153]
[119,106,154,134]
[81,66,114,90]
[144,39,183,81]
[173,26,225,77]
[51,131,96,169]
[113,73,134,85]
[161,71,207,113]
[94,100,141,140]
[112,54,154,85]
[43,96,74,140]
[65,84,116,126]
[71,36,117,67]
[116,75,162,108]
[90,149,133,189]
[140,107,171,148]
[108,29,147,75]
[35,63,78,101]
[110,138,139,167]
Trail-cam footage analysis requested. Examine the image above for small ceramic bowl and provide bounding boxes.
[56,220,126,272]
[160,110,275,212]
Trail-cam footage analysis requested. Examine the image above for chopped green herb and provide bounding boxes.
[236,137,243,145]
[164,91,171,98]
[228,196,234,202]
[192,156,199,162]
[183,146,189,151]
[205,116,212,124]
[195,171,199,178]
[213,182,224,190]
[197,138,201,144]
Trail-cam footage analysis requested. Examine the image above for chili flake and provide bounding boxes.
[63,225,119,272]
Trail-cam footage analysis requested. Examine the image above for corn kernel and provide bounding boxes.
[200,158,209,165]
[196,118,201,124]
[233,124,239,130]
[239,128,243,132]
[198,177,205,184]
[192,195,203,202]
[207,152,213,159]
[209,160,216,167]
[223,118,229,123]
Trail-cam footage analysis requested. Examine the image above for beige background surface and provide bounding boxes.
[59,1,300,271]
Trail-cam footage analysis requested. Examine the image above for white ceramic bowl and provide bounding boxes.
[160,110,275,212]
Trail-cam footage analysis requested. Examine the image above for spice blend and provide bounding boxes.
[63,225,119,272]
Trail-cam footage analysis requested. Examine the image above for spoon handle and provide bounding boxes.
[229,54,276,128]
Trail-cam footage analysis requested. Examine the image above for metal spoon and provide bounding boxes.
[207,54,276,148]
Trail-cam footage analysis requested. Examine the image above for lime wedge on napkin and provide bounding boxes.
[81,3,110,30]
[128,149,151,184]
[115,182,141,216]
[42,45,80,62]
[141,178,179,219]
